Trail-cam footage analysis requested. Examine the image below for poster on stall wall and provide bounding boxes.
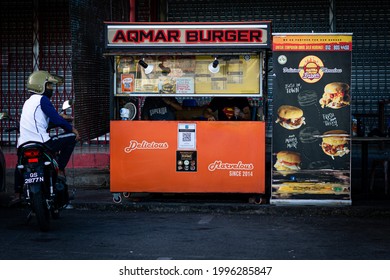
[121,74,134,92]
[271,34,352,206]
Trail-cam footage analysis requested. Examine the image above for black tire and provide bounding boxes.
[32,192,50,232]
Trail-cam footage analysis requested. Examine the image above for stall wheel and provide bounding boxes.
[249,195,265,204]
[123,192,131,198]
[112,193,122,204]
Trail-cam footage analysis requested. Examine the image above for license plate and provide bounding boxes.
[24,172,44,185]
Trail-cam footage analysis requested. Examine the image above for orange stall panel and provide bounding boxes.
[110,121,265,193]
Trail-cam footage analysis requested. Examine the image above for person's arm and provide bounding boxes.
[40,96,73,132]
[163,98,182,111]
[203,107,216,121]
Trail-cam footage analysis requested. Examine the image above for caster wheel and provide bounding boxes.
[112,193,122,203]
[123,192,131,198]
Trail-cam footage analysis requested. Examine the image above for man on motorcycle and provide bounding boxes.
[17,70,80,186]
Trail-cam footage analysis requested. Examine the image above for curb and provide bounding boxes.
[70,192,390,217]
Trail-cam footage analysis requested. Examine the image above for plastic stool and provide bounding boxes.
[369,159,389,195]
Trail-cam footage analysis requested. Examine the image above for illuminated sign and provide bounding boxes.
[104,22,271,49]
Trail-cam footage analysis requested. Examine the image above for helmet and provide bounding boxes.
[26,70,64,94]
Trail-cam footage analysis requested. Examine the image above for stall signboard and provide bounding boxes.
[104,22,271,49]
[271,33,352,205]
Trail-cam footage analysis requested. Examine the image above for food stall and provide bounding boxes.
[103,22,271,203]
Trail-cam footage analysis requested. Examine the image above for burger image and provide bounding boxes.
[319,82,351,109]
[274,151,301,172]
[275,105,306,130]
[160,79,175,94]
[321,130,350,159]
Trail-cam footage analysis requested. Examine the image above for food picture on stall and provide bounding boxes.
[320,130,350,159]
[275,105,306,130]
[141,97,182,120]
[273,151,301,174]
[319,82,350,109]
[159,78,176,94]
[203,97,251,121]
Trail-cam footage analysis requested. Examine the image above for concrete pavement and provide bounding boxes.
[2,182,390,218]
[2,144,390,217]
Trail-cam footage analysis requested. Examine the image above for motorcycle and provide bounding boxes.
[1,100,75,231]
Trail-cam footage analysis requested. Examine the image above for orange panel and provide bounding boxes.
[110,121,265,193]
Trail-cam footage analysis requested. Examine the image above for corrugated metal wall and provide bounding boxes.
[0,0,72,146]
[70,0,110,143]
[336,0,390,131]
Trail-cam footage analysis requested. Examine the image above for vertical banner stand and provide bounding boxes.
[271,33,353,206]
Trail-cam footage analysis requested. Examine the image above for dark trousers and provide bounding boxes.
[45,132,77,171]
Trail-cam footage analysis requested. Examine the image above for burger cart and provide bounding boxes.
[103,22,272,203]
[271,33,353,206]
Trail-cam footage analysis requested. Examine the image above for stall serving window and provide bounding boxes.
[113,54,265,122]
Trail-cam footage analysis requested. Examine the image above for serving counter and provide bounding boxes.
[110,121,265,194]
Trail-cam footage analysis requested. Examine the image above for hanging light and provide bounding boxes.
[208,57,220,73]
[158,63,171,75]
[138,59,154,74]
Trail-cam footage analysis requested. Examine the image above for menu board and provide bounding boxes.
[271,34,353,205]
[115,55,260,95]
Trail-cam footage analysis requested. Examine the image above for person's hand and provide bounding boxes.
[61,113,74,121]
[72,127,80,141]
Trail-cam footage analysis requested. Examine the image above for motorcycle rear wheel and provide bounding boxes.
[32,191,50,232]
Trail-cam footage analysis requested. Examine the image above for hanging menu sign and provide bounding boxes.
[271,33,353,206]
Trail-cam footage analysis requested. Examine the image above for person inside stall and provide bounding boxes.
[203,96,251,121]
[142,97,183,120]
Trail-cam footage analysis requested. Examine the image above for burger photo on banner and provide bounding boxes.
[273,150,301,175]
[320,130,350,159]
[275,105,306,130]
[319,82,351,109]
